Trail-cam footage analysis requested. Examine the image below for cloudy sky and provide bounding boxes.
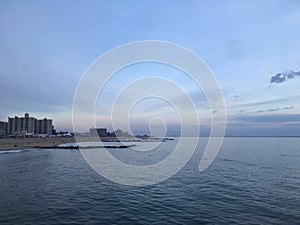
[0,0,300,136]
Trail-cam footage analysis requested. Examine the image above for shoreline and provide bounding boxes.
[0,137,76,151]
[0,136,171,151]
[0,137,127,151]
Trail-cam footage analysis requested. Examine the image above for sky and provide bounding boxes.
[0,0,300,136]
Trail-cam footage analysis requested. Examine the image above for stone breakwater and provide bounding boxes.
[35,144,136,149]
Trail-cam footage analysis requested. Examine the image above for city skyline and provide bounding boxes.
[1,112,54,136]
[1,1,300,136]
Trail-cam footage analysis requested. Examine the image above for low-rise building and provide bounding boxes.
[90,128,107,137]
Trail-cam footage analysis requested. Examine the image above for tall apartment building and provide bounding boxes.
[0,121,8,137]
[35,118,53,135]
[7,113,53,135]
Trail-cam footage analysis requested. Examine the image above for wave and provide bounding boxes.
[0,150,22,154]
[220,158,260,167]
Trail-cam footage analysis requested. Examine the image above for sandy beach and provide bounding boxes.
[0,137,77,151]
[0,136,168,151]
[0,136,142,151]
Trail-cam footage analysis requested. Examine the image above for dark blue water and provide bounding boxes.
[0,138,300,224]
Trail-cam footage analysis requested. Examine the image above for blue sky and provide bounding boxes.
[0,0,300,135]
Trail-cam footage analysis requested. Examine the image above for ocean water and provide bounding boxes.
[0,137,299,224]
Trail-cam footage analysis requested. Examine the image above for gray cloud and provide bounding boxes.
[225,114,300,136]
[249,106,294,114]
[232,95,300,108]
[0,71,77,120]
[230,113,300,123]
[270,70,300,83]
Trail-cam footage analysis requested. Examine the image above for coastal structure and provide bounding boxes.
[7,113,54,136]
[90,128,107,137]
[89,127,133,138]
[0,121,8,137]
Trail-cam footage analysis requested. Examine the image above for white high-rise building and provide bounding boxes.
[7,113,53,135]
